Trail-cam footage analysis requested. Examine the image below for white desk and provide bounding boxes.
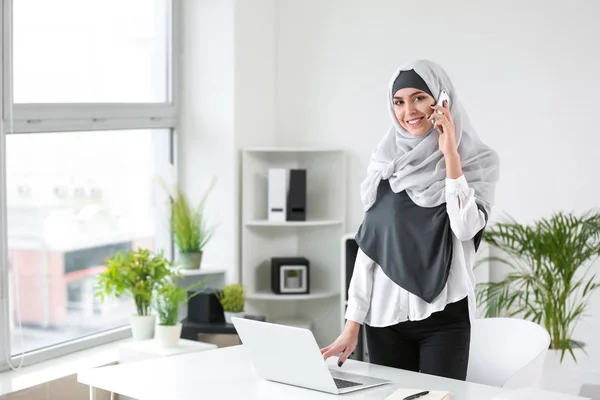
[78,345,519,400]
[118,338,217,363]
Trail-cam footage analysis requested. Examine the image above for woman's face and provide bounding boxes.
[392,88,436,136]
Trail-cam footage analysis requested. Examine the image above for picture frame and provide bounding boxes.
[279,265,308,293]
[270,257,310,295]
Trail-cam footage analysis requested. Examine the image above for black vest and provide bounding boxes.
[355,179,486,303]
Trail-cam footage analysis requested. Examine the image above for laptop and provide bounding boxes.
[231,317,390,395]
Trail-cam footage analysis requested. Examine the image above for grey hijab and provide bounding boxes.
[359,59,500,217]
[355,60,499,303]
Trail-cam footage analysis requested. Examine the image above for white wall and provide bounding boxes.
[274,0,600,368]
[235,0,276,150]
[179,0,600,372]
[179,0,275,283]
[179,0,236,280]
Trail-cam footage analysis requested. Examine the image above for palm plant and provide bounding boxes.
[476,211,600,362]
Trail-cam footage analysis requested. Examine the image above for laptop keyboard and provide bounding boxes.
[333,378,363,389]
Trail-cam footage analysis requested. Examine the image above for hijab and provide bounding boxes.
[355,60,499,303]
[360,59,500,217]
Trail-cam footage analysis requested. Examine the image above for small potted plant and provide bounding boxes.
[217,283,245,324]
[169,177,217,269]
[153,276,204,347]
[95,248,172,341]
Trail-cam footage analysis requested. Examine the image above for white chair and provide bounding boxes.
[580,383,600,400]
[466,317,551,389]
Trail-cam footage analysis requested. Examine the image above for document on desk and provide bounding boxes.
[385,388,449,400]
[492,387,590,400]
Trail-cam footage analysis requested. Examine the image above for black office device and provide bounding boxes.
[187,288,225,323]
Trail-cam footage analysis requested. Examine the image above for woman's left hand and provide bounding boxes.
[430,100,458,157]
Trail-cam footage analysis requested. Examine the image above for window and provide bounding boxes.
[0,0,177,369]
[6,129,171,355]
[13,0,170,103]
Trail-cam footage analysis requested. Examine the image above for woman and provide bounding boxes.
[321,59,500,380]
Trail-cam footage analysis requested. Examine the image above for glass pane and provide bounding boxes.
[6,129,172,355]
[13,0,170,103]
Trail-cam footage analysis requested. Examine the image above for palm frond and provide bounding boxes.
[477,210,600,362]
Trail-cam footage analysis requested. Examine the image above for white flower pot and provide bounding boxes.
[224,311,244,324]
[155,323,182,348]
[178,251,203,270]
[131,314,156,341]
[286,276,300,289]
[540,348,587,395]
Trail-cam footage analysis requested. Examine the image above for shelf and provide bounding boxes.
[179,267,227,276]
[245,220,343,227]
[246,290,339,301]
[243,147,344,153]
[241,146,347,347]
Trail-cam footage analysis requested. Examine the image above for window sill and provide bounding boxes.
[0,338,130,396]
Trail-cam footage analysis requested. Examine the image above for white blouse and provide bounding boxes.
[345,174,486,327]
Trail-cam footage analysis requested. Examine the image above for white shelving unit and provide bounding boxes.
[244,220,343,227]
[241,147,347,347]
[246,289,339,301]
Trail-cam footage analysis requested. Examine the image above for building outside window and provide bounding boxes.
[0,0,177,369]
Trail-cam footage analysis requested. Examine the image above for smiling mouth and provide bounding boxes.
[406,117,424,127]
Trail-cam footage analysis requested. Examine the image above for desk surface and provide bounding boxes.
[78,345,516,400]
[118,338,217,362]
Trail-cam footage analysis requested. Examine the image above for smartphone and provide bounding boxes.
[436,90,450,110]
[431,90,450,131]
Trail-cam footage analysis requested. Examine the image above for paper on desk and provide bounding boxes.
[385,388,450,400]
[492,387,590,400]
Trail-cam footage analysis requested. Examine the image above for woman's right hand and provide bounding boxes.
[320,320,361,367]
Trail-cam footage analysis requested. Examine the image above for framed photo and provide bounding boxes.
[270,257,310,294]
[280,265,308,293]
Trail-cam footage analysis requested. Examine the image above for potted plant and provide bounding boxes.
[476,211,600,392]
[217,283,245,324]
[95,248,172,341]
[169,177,217,269]
[153,276,204,348]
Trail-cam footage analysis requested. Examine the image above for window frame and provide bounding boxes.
[2,0,179,133]
[0,0,9,369]
[0,0,180,371]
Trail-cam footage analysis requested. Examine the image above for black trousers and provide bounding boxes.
[364,297,471,380]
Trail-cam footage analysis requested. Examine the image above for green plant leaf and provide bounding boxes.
[95,248,173,316]
[153,276,206,325]
[479,210,600,363]
[168,178,217,253]
[216,284,245,312]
